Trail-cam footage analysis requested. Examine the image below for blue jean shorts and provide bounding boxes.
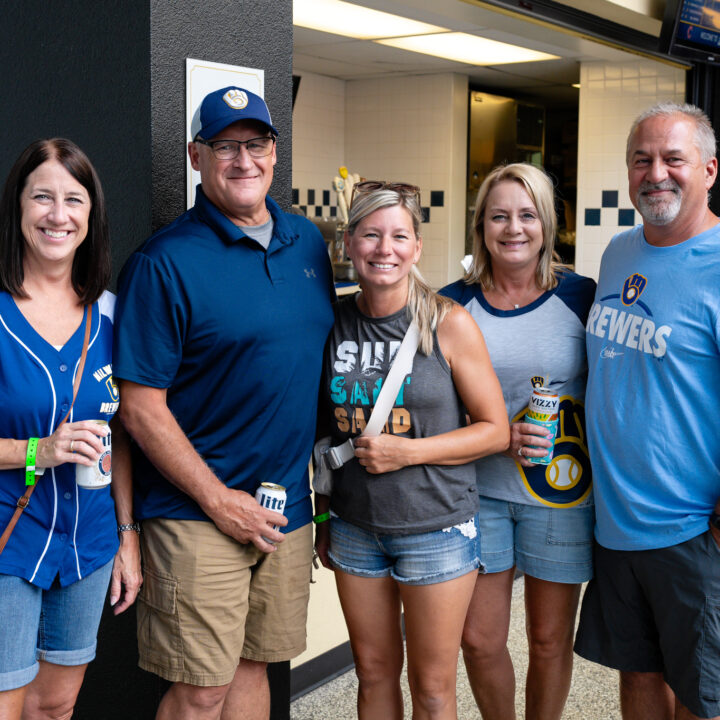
[0,560,113,691]
[478,495,593,583]
[328,513,480,586]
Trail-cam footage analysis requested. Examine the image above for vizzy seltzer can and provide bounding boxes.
[524,387,559,465]
[255,482,287,542]
[75,420,112,489]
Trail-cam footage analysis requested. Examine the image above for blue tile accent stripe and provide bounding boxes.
[618,209,636,226]
[602,190,618,208]
[585,189,637,228]
[430,191,444,207]
[585,208,601,226]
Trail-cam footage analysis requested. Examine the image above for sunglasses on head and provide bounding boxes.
[351,180,420,204]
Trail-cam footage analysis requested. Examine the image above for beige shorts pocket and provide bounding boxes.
[137,567,183,671]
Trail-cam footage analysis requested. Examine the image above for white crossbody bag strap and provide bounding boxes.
[325,320,420,470]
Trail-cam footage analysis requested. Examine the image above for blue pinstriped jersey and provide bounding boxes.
[0,292,119,589]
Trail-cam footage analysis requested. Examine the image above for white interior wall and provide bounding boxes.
[291,72,346,217]
[345,73,469,289]
[293,71,469,289]
[575,60,686,280]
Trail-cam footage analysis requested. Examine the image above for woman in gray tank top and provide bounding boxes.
[314,182,509,720]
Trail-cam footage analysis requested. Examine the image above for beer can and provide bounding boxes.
[524,387,559,465]
[75,420,112,489]
[255,482,287,542]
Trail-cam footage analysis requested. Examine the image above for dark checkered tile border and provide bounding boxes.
[293,186,445,222]
[585,189,636,227]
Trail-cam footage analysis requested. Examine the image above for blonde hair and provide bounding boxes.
[465,163,566,291]
[347,188,453,355]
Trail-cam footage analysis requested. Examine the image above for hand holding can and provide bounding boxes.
[255,482,286,544]
[75,420,112,489]
[523,388,559,465]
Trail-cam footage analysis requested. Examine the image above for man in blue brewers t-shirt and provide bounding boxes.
[113,87,334,719]
[575,102,720,720]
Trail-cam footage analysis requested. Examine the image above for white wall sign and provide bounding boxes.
[186,58,265,208]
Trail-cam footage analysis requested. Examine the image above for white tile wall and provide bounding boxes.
[293,72,468,288]
[344,73,468,288]
[576,60,686,280]
[292,72,346,214]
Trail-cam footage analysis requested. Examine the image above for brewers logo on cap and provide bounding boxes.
[223,89,248,109]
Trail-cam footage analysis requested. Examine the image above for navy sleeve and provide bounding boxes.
[555,271,597,325]
[113,252,186,388]
[439,279,469,303]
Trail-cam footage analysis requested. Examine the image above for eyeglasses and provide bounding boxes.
[351,180,420,204]
[195,136,276,160]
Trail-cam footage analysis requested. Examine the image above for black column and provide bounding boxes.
[0,0,152,288]
[685,62,720,217]
[2,2,294,718]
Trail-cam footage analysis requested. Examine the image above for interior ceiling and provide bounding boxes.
[293,0,667,106]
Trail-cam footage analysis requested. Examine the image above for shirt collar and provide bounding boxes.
[193,185,295,251]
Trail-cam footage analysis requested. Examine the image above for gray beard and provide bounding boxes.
[635,182,682,226]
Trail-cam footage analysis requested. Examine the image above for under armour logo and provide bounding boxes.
[304,268,317,278]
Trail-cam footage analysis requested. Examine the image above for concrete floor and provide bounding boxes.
[290,580,621,719]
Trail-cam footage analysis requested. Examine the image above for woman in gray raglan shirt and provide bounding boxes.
[314,182,509,720]
[441,163,597,720]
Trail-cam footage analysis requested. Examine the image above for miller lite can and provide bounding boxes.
[524,388,559,465]
[255,482,287,542]
[75,420,112,489]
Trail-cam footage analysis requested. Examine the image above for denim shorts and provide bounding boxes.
[477,495,593,583]
[328,513,480,586]
[575,532,720,719]
[0,560,113,691]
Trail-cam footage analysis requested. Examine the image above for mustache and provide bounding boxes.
[638,180,680,195]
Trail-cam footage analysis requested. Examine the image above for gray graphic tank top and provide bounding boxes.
[323,295,478,535]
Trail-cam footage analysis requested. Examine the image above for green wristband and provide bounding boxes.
[313,512,331,524]
[25,438,39,486]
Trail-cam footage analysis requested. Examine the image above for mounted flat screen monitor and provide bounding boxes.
[660,0,720,63]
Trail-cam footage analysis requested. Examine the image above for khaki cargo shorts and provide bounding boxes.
[136,518,313,687]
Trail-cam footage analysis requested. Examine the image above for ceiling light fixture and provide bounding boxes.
[377,33,559,65]
[293,0,445,40]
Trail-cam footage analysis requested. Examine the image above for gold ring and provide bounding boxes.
[70,440,75,453]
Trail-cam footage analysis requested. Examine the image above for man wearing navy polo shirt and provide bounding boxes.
[113,87,334,720]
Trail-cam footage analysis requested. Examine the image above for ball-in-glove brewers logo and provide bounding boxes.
[223,89,248,109]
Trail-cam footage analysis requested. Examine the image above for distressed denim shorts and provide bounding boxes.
[477,495,594,583]
[328,513,480,586]
[0,559,113,691]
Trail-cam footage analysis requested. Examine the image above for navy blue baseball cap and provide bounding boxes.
[190,86,278,140]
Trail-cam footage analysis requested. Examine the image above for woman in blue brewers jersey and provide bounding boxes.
[441,164,596,720]
[314,182,509,720]
[0,139,141,718]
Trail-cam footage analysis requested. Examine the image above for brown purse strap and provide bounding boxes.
[0,305,93,555]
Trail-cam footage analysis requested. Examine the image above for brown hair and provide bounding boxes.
[0,138,111,303]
